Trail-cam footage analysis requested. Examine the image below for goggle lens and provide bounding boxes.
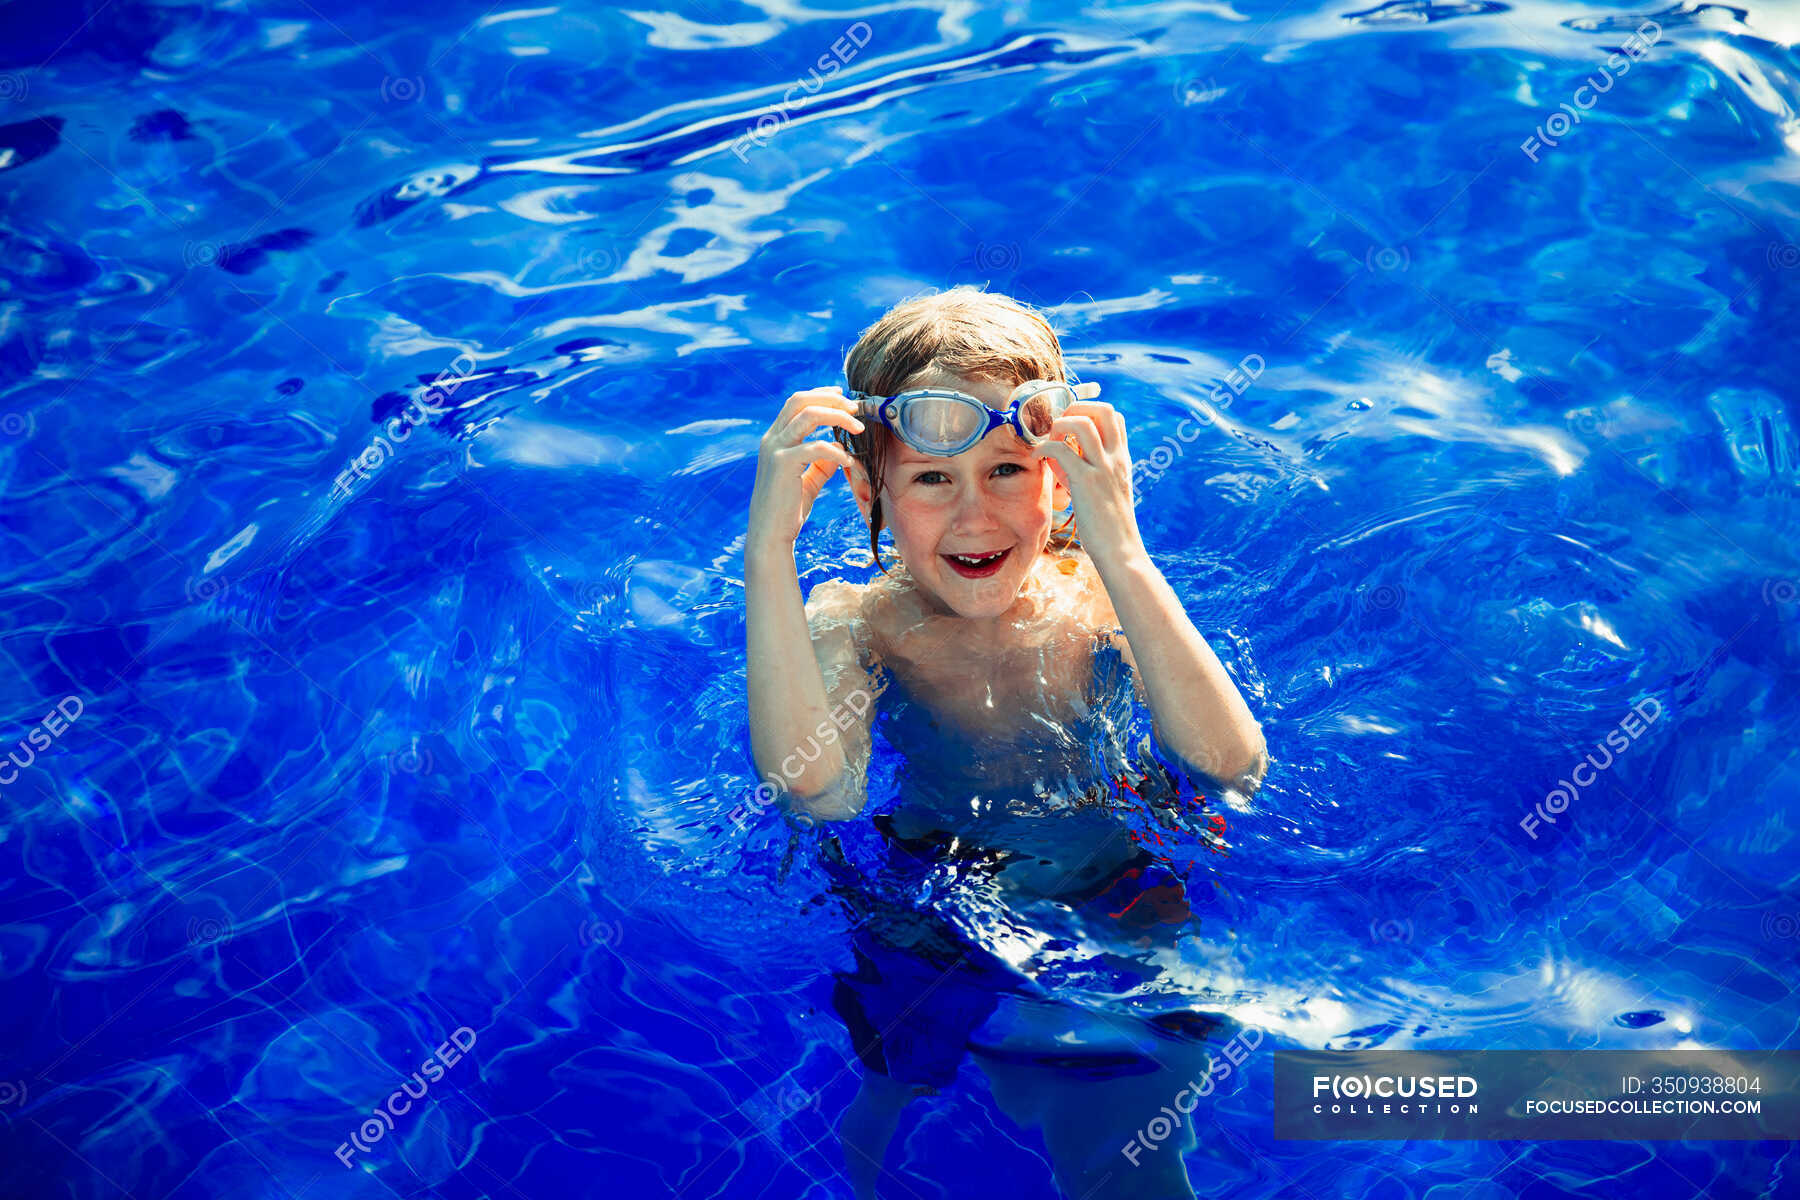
[898,395,983,451]
[1017,383,1075,441]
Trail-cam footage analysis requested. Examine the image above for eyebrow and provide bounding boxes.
[896,443,1032,467]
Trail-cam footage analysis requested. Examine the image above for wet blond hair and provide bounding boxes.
[834,285,1078,573]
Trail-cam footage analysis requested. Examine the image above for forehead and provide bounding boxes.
[890,425,1032,467]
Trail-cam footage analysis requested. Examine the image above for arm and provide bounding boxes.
[1035,402,1267,794]
[744,386,877,821]
[745,562,877,819]
[1105,561,1267,793]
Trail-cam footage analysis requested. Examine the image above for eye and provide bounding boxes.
[910,462,1026,486]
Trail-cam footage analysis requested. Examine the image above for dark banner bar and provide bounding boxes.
[1273,1050,1800,1141]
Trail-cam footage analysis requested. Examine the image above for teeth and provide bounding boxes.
[951,551,1003,565]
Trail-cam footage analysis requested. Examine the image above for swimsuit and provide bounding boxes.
[826,795,1213,1089]
[826,815,1022,1089]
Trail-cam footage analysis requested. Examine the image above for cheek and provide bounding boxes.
[883,494,941,546]
[1006,475,1055,523]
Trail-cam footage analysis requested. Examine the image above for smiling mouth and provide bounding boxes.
[942,547,1011,578]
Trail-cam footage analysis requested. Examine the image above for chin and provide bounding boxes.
[923,549,1033,617]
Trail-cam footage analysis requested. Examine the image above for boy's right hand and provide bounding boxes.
[747,386,864,556]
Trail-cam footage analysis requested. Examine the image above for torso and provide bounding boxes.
[846,548,1144,894]
[861,547,1117,744]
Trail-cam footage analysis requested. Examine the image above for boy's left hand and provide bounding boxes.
[1032,401,1147,567]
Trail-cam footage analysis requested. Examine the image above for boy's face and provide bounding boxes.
[850,374,1071,620]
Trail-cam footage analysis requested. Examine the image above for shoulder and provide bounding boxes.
[803,577,868,626]
[1050,548,1122,635]
[1050,549,1137,680]
[826,570,920,647]
[804,578,884,685]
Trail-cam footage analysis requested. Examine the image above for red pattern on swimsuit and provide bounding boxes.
[1113,769,1229,869]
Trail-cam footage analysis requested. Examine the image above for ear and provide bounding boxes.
[1042,455,1071,509]
[847,456,875,522]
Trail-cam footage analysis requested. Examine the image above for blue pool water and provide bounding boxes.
[3,0,1798,1196]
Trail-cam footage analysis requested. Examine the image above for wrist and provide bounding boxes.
[745,537,798,579]
[1084,528,1152,577]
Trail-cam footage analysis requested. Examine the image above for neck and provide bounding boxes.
[903,551,1056,635]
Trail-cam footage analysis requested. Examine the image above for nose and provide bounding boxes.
[948,480,1001,536]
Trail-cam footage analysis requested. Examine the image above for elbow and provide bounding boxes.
[1228,742,1269,797]
[752,745,866,823]
[785,766,867,823]
[1158,725,1267,797]
[1217,723,1268,796]
[1152,734,1267,798]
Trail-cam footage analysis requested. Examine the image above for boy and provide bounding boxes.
[743,286,1267,1197]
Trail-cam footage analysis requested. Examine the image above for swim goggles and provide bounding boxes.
[847,379,1101,457]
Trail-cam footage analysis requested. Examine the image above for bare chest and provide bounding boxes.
[870,586,1116,753]
[878,627,1099,745]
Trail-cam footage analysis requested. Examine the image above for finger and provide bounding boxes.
[797,443,858,499]
[1047,413,1104,464]
[1065,401,1123,438]
[1032,436,1084,477]
[781,439,857,477]
[776,404,864,445]
[1063,401,1123,454]
[1103,408,1128,458]
[798,457,840,498]
[772,386,854,430]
